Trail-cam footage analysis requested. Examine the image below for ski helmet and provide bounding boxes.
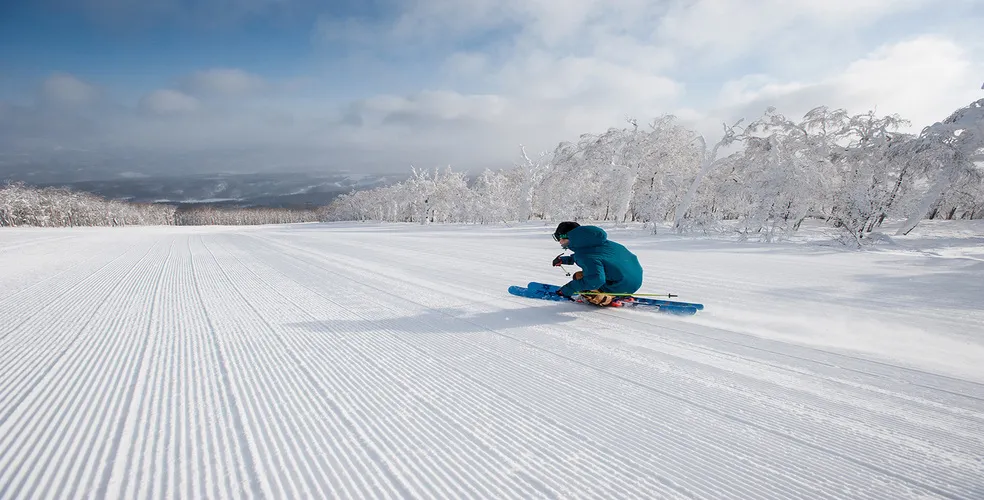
[552,221,580,241]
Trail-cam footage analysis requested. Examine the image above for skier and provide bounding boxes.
[550,221,644,306]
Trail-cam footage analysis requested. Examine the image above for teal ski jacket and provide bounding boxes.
[557,225,644,297]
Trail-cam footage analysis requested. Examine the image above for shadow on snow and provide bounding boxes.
[284,304,586,336]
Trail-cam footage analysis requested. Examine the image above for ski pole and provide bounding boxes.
[583,292,679,298]
[555,253,572,277]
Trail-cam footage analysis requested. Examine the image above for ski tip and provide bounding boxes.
[665,306,699,316]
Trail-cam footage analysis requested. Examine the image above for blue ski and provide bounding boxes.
[526,282,704,310]
[509,283,699,316]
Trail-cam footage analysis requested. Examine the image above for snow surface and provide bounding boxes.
[1,220,982,499]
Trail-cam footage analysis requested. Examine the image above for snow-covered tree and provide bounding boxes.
[535,128,626,221]
[825,110,912,244]
[471,168,521,223]
[626,116,704,227]
[0,181,318,227]
[672,119,744,232]
[533,115,706,226]
[894,98,984,235]
[516,145,551,221]
[725,108,824,240]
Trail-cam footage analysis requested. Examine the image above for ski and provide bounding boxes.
[509,283,700,316]
[525,281,704,310]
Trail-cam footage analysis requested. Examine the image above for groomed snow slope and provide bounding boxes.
[1,221,982,499]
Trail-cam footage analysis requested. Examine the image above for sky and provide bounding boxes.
[1,0,983,177]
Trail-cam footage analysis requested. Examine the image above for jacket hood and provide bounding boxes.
[565,225,607,250]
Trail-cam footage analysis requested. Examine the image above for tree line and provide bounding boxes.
[322,99,984,244]
[0,182,320,227]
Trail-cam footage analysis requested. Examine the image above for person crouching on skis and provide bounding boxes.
[550,221,644,306]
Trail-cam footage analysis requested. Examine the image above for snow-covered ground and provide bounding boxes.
[1,220,982,499]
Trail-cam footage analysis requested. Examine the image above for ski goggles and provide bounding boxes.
[552,233,568,241]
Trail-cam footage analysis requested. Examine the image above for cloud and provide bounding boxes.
[347,91,507,124]
[308,0,954,146]
[313,0,659,54]
[442,52,488,78]
[657,0,930,54]
[179,68,268,97]
[139,89,200,115]
[307,1,690,168]
[699,35,983,138]
[492,51,682,105]
[38,73,101,108]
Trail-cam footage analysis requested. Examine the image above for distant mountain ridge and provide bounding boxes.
[5,171,409,209]
[0,146,413,209]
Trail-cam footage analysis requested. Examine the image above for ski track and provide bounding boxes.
[0,225,982,500]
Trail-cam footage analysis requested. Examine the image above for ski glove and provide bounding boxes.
[552,255,573,267]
